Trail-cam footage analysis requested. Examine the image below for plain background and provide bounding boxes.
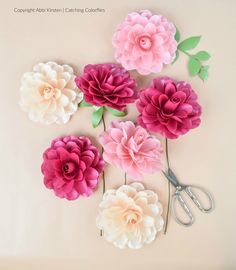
[0,0,236,269]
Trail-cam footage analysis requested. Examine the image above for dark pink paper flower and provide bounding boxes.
[75,64,137,111]
[136,77,202,139]
[41,136,105,200]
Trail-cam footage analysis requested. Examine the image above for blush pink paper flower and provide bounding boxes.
[99,121,163,180]
[112,10,177,75]
[136,77,202,139]
[75,64,137,111]
[41,136,105,200]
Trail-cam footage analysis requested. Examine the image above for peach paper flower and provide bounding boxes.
[19,62,82,124]
[99,121,163,180]
[96,182,164,249]
[112,10,177,75]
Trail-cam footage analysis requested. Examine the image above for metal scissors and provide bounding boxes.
[163,168,214,227]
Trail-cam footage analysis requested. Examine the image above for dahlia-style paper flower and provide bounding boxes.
[99,121,163,180]
[112,10,177,75]
[20,62,82,124]
[41,136,105,200]
[96,182,164,249]
[75,63,137,111]
[137,77,202,139]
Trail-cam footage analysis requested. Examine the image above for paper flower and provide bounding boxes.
[112,10,177,75]
[20,62,82,124]
[96,182,164,249]
[136,77,202,139]
[41,135,105,200]
[75,63,137,111]
[99,121,163,180]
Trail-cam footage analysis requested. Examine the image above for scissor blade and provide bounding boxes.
[162,170,179,187]
[168,168,179,184]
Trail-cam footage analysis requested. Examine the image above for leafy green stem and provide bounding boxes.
[174,31,211,81]
[178,49,192,57]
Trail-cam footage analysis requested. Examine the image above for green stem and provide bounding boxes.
[164,138,171,235]
[178,48,192,57]
[101,115,106,195]
[100,115,106,237]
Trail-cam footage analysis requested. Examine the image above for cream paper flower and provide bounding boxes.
[19,62,82,124]
[96,182,164,249]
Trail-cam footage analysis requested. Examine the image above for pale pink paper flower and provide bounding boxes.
[112,10,177,75]
[96,182,164,249]
[20,62,82,124]
[99,121,163,180]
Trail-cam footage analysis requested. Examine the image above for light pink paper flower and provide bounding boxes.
[41,136,105,200]
[112,10,177,75]
[99,121,163,180]
[136,77,202,139]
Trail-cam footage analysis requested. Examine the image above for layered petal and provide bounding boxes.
[112,10,177,75]
[136,77,202,139]
[75,63,137,111]
[99,121,163,180]
[19,62,82,125]
[41,135,105,200]
[96,182,164,249]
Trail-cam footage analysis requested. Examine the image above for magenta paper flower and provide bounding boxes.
[112,10,177,75]
[136,77,202,139]
[99,121,163,180]
[75,63,137,111]
[41,136,105,200]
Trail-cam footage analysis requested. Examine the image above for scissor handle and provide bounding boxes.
[171,188,195,227]
[184,185,214,213]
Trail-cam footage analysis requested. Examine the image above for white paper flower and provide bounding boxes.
[19,62,82,124]
[96,182,164,249]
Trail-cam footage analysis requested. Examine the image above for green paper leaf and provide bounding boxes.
[92,107,104,128]
[79,100,92,107]
[199,66,209,81]
[178,36,201,51]
[105,106,126,117]
[172,50,179,64]
[175,28,180,43]
[188,57,201,76]
[194,51,211,61]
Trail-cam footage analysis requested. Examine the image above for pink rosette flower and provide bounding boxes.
[112,10,177,75]
[99,121,163,180]
[75,63,137,111]
[136,77,202,139]
[41,136,105,200]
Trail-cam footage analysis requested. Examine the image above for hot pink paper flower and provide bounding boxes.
[136,77,202,139]
[75,64,137,111]
[112,10,177,75]
[41,136,105,200]
[99,121,163,180]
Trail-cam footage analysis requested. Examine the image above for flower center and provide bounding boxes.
[62,162,76,174]
[171,97,180,103]
[41,85,61,100]
[138,35,152,50]
[43,86,54,99]
[124,210,142,225]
